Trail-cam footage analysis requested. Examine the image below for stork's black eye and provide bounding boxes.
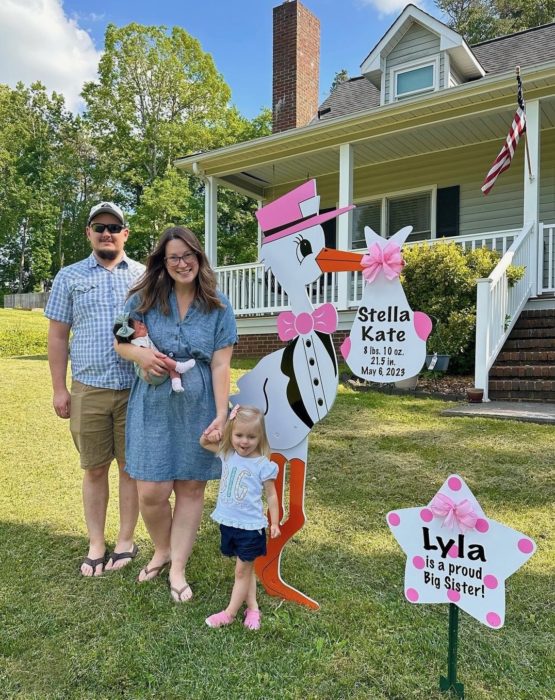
[295,236,313,263]
[300,239,312,257]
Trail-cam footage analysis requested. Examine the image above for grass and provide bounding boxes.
[0,311,554,698]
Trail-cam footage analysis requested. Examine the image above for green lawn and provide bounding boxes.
[0,311,553,699]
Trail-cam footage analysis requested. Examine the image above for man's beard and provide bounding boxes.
[96,249,118,260]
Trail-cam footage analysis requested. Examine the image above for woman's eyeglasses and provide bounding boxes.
[90,223,125,234]
[165,253,197,267]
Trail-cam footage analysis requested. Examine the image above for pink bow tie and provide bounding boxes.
[277,303,338,341]
[361,242,405,283]
[430,493,478,533]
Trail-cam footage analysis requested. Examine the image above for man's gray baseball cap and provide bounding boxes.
[87,202,126,226]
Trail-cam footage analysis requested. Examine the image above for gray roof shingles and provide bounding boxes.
[312,22,555,124]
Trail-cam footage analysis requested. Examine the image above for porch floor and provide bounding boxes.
[441,401,555,425]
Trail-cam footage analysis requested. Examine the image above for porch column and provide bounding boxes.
[338,143,354,310]
[257,200,263,256]
[204,176,218,267]
[523,99,540,295]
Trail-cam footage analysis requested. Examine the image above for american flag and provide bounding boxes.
[481,73,526,195]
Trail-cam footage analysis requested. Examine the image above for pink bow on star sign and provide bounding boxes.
[361,242,405,283]
[277,303,338,341]
[430,493,478,533]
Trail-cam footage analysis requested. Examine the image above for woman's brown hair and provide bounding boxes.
[129,226,223,315]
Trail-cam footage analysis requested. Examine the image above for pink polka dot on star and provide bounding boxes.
[406,588,419,602]
[475,518,489,533]
[448,477,462,491]
[388,513,400,526]
[484,575,498,589]
[420,508,433,522]
[518,538,534,554]
[447,589,460,602]
[486,612,502,627]
[448,545,459,558]
[412,556,425,569]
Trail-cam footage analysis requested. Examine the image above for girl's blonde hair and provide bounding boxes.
[220,405,270,459]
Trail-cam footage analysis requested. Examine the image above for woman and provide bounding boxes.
[116,226,236,602]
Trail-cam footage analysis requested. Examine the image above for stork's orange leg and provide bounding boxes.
[255,453,319,610]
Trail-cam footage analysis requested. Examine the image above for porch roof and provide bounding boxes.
[175,62,555,199]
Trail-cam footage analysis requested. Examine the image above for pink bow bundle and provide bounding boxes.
[430,493,478,532]
[277,302,338,341]
[361,242,405,283]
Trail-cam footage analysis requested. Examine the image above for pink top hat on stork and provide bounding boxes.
[257,180,354,244]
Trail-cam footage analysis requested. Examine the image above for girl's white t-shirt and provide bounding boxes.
[211,451,278,530]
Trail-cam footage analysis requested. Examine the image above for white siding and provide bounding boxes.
[384,23,440,102]
[303,133,555,237]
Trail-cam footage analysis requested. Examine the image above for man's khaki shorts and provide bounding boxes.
[70,380,130,470]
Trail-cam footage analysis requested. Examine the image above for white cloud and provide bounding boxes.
[357,0,425,16]
[0,0,101,111]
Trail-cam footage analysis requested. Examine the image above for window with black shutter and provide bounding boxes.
[436,186,460,238]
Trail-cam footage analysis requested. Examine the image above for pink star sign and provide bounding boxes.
[387,475,536,629]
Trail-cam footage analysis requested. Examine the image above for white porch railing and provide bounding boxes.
[474,221,536,401]
[216,228,521,316]
[216,262,339,315]
[541,223,555,293]
[348,229,519,305]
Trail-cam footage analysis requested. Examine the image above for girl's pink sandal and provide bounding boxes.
[205,610,234,628]
[243,608,261,630]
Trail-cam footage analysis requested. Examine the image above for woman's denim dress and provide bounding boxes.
[124,290,237,481]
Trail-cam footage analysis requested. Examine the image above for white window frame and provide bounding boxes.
[350,185,437,248]
[390,55,440,102]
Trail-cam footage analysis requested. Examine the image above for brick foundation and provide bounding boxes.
[235,330,350,359]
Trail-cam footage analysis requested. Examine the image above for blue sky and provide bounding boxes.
[0,0,442,116]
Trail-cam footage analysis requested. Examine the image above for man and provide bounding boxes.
[45,202,145,576]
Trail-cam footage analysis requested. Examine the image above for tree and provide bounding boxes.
[0,83,68,292]
[82,23,271,259]
[330,69,349,94]
[435,0,555,43]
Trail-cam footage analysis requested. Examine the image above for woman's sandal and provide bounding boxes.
[136,560,170,583]
[170,582,193,603]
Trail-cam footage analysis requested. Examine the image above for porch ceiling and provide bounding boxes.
[175,63,555,197]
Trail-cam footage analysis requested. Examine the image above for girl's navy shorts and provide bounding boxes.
[219,524,267,562]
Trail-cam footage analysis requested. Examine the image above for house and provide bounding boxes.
[176,1,555,401]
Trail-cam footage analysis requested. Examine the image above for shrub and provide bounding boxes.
[402,242,525,374]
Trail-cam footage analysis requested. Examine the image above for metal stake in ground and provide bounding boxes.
[440,603,464,698]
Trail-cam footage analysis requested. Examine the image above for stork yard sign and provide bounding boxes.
[387,474,536,696]
[231,179,363,610]
[341,225,432,382]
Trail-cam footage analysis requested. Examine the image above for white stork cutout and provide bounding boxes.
[230,180,363,609]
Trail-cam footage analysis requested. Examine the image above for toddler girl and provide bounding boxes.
[114,313,195,393]
[200,405,280,630]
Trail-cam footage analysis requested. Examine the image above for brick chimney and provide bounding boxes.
[272,0,320,133]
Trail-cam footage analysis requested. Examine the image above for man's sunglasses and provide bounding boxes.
[90,223,125,234]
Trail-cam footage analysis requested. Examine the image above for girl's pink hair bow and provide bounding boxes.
[430,493,478,532]
[229,404,241,420]
[361,242,405,284]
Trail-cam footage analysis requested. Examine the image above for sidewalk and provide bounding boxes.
[441,401,555,425]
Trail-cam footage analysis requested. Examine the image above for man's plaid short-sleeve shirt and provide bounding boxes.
[45,253,145,389]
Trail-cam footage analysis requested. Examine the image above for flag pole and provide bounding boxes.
[517,66,534,182]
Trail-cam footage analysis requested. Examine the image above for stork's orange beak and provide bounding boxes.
[316,247,364,272]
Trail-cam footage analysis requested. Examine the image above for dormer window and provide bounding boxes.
[391,56,439,101]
